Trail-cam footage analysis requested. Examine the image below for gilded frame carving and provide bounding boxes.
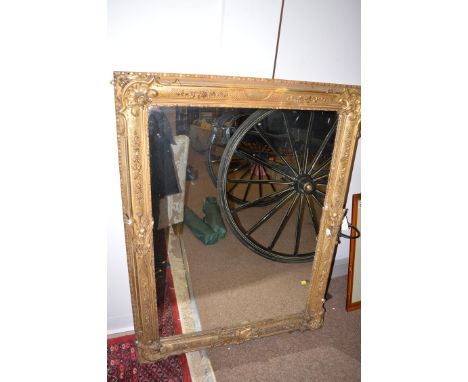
[112,71,361,362]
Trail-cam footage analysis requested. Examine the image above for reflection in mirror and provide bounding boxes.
[148,106,338,336]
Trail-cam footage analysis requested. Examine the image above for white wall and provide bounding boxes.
[108,0,282,77]
[274,0,361,262]
[107,0,360,333]
[275,0,361,85]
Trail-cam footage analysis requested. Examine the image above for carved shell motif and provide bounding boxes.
[118,76,159,116]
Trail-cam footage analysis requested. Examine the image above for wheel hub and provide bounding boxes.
[295,175,315,195]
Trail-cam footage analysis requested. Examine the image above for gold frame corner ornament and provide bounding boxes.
[112,71,361,362]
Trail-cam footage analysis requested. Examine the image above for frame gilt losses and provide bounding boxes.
[112,72,361,362]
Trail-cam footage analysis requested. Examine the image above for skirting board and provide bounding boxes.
[108,325,135,336]
[107,318,135,336]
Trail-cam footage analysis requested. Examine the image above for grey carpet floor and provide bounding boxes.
[206,276,360,382]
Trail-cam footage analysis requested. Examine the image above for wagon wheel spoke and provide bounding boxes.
[227,161,249,174]
[314,189,326,198]
[310,192,324,209]
[305,194,320,234]
[245,191,295,236]
[261,168,276,192]
[227,179,292,185]
[311,158,332,178]
[227,166,251,194]
[301,112,315,173]
[267,193,299,250]
[313,173,329,182]
[242,165,256,201]
[307,119,338,175]
[282,112,302,173]
[235,149,296,181]
[293,195,305,256]
[232,187,294,213]
[258,167,263,198]
[253,124,298,177]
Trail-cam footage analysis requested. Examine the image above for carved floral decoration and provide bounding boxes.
[338,88,361,122]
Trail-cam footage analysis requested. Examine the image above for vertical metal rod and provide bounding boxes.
[243,165,255,201]
[272,0,285,79]
[258,166,263,198]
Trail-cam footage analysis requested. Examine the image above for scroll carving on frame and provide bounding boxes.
[112,72,361,362]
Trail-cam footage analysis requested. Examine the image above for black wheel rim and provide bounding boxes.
[217,109,338,263]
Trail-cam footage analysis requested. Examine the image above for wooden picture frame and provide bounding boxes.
[346,193,361,311]
[112,72,361,362]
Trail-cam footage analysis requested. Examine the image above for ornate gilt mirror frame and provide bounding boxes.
[112,71,361,363]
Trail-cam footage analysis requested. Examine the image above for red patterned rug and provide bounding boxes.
[107,332,190,382]
[108,232,191,381]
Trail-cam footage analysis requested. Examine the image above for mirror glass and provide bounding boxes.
[148,106,338,336]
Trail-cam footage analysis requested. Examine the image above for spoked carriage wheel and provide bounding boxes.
[217,109,338,263]
[207,113,281,206]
